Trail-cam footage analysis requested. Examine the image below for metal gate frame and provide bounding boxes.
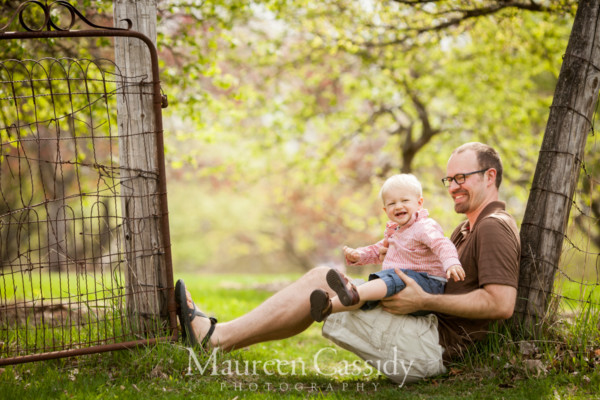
[0,1,177,365]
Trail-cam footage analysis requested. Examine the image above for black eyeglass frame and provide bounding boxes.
[441,168,489,188]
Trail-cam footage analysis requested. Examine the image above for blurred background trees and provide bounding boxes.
[3,1,592,275]
[156,0,579,273]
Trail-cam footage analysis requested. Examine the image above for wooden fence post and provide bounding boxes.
[113,0,168,333]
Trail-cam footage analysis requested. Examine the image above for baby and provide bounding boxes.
[310,174,465,321]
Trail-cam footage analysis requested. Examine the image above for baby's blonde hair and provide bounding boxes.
[379,174,423,204]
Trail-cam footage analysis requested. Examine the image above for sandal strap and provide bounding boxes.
[190,303,217,349]
[348,282,360,305]
[189,303,209,321]
[322,300,332,318]
[200,317,217,349]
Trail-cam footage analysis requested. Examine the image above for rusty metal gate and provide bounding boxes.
[0,1,177,365]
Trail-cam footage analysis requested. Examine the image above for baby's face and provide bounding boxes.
[382,187,423,227]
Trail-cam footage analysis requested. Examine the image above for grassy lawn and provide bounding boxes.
[1,273,599,399]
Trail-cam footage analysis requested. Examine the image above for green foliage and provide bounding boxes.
[155,0,577,271]
[2,0,597,324]
[2,4,599,397]
[1,0,584,273]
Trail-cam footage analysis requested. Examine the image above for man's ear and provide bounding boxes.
[486,169,497,186]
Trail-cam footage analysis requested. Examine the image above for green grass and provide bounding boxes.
[556,279,600,312]
[1,269,148,357]
[1,273,599,399]
[1,269,125,303]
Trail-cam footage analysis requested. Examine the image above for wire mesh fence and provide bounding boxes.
[555,127,600,315]
[0,52,175,364]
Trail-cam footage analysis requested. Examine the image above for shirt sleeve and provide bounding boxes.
[345,239,385,266]
[475,216,520,288]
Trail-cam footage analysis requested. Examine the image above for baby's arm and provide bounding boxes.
[345,222,396,265]
[343,240,385,265]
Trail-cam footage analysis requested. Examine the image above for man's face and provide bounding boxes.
[446,150,487,215]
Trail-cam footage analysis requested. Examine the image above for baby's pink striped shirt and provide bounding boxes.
[347,209,460,278]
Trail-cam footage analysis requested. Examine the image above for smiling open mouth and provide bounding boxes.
[453,192,468,202]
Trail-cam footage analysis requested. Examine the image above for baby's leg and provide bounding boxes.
[310,290,364,321]
[356,278,388,301]
[329,278,387,312]
[327,271,388,313]
[330,295,363,313]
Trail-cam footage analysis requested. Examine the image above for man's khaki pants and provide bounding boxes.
[322,306,446,384]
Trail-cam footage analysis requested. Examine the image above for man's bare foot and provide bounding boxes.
[186,289,217,346]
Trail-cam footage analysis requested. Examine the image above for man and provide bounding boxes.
[176,142,520,383]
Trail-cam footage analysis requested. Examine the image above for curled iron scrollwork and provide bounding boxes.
[0,1,132,33]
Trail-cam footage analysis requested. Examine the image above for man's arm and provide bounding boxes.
[380,269,516,320]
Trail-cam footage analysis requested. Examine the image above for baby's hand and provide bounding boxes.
[378,238,389,262]
[343,246,362,263]
[447,264,465,282]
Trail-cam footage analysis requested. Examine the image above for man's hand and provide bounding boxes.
[378,238,389,262]
[380,268,429,315]
[447,264,466,282]
[343,246,362,263]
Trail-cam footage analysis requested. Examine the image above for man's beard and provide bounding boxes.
[454,202,469,214]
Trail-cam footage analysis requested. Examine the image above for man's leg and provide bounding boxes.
[186,266,335,351]
[323,308,446,384]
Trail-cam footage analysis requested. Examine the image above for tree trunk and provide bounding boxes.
[513,0,600,335]
[113,0,168,334]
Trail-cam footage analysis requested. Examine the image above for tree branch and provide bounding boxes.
[397,77,441,171]
[359,0,558,48]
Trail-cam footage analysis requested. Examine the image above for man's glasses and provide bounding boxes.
[441,169,489,188]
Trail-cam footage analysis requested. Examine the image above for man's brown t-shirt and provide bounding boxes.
[436,201,520,359]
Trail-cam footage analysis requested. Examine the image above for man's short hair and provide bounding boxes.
[452,142,503,188]
[379,174,423,203]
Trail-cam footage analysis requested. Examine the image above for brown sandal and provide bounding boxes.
[175,279,217,350]
[326,268,360,307]
[310,289,332,322]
